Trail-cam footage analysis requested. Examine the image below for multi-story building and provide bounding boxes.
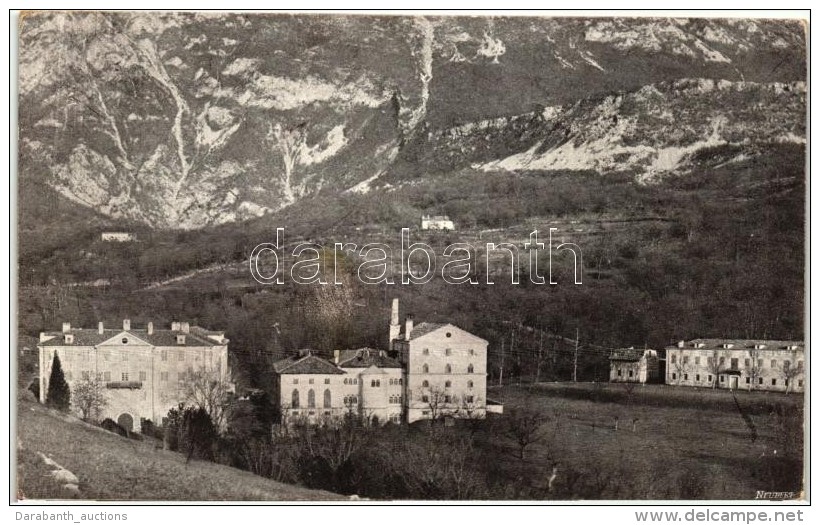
[609,348,660,383]
[421,215,455,231]
[37,320,231,432]
[665,338,805,392]
[389,300,490,423]
[272,348,402,425]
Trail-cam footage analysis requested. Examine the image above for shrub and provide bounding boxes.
[45,354,70,412]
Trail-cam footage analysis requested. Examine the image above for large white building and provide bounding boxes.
[665,338,805,392]
[271,299,497,425]
[37,320,231,432]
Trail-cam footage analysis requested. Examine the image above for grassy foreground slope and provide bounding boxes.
[15,398,341,501]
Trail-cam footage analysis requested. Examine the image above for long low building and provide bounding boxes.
[665,338,805,392]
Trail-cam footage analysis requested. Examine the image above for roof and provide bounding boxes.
[667,339,805,351]
[393,322,487,345]
[38,327,222,347]
[273,354,346,375]
[337,348,401,369]
[609,348,645,362]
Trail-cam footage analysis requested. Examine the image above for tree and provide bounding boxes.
[180,406,218,462]
[180,365,233,431]
[779,359,801,394]
[417,385,453,422]
[46,354,70,412]
[706,351,724,389]
[72,378,107,421]
[505,406,548,460]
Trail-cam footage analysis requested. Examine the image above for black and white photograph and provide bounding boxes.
[12,10,808,503]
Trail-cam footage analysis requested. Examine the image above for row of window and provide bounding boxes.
[421,379,474,389]
[291,389,334,409]
[293,377,332,385]
[670,372,804,388]
[388,395,403,404]
[67,370,211,383]
[421,364,475,374]
[670,354,804,370]
[422,348,477,356]
[420,394,474,404]
[615,369,634,377]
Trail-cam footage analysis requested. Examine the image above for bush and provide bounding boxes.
[45,354,70,412]
[100,418,128,437]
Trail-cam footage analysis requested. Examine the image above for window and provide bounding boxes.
[291,389,300,409]
[308,389,315,408]
[771,360,777,368]
[695,356,701,365]
[121,372,129,381]
[683,356,689,365]
[617,369,622,377]
[444,395,452,403]
[309,378,314,385]
[323,389,331,408]
[719,376,724,383]
[139,371,147,381]
[445,364,452,374]
[445,380,452,388]
[758,377,763,385]
[798,380,804,387]
[293,378,299,385]
[161,349,168,362]
[630,370,635,378]
[672,373,677,380]
[122,338,128,344]
[160,371,168,381]
[324,378,330,384]
[696,374,700,382]
[469,349,475,356]
[758,359,763,368]
[708,375,713,383]
[445,348,452,356]
[744,358,750,368]
[683,373,688,380]
[771,378,777,386]
[422,411,430,416]
[423,348,429,356]
[422,395,429,403]
[353,378,358,385]
[468,364,474,374]
[178,351,185,361]
[783,360,791,371]
[422,364,429,373]
[467,380,474,388]
[670,354,677,364]
[344,378,349,385]
[422,380,429,388]
[466,395,474,403]
[731,358,738,369]
[745,377,750,384]
[719,357,725,365]
[798,361,804,371]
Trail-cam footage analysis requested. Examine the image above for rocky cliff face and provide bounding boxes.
[18,13,806,229]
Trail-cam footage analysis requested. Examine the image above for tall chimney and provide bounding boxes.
[147,322,154,335]
[677,340,685,349]
[123,319,131,331]
[405,314,414,341]
[62,322,71,333]
[181,322,190,334]
[171,321,180,331]
[334,349,340,364]
[98,322,104,335]
[389,298,401,350]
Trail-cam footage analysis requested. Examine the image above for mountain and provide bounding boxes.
[18,13,806,229]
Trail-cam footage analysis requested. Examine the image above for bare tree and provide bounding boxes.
[706,351,724,389]
[267,123,307,205]
[745,348,762,391]
[779,360,801,394]
[180,365,233,431]
[72,378,107,422]
[505,406,549,460]
[418,385,453,422]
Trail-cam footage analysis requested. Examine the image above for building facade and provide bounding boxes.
[609,348,660,383]
[100,232,136,242]
[421,215,455,231]
[37,320,231,432]
[272,349,402,425]
[390,300,489,423]
[665,339,805,392]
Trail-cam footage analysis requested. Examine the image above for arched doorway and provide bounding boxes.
[117,413,134,433]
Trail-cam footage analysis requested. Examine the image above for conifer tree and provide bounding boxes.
[46,353,71,412]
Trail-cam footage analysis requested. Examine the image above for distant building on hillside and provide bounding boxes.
[421,215,454,231]
[37,320,232,432]
[609,348,660,384]
[101,232,136,242]
[665,338,805,392]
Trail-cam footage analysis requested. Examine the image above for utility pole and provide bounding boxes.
[573,328,579,383]
[499,338,505,387]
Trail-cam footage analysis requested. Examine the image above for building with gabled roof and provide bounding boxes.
[389,299,496,423]
[665,338,805,392]
[37,320,231,432]
[609,348,659,383]
[421,215,454,231]
[336,348,403,424]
